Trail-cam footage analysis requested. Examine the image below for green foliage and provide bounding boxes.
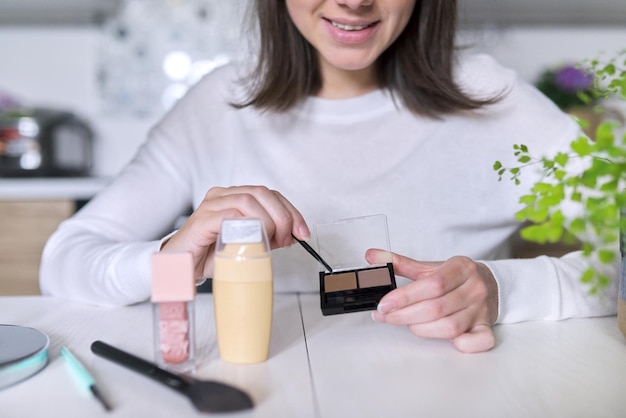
[494,49,626,293]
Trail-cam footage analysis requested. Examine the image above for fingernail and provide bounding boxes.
[377,300,396,314]
[371,311,381,322]
[368,250,393,265]
[298,224,311,239]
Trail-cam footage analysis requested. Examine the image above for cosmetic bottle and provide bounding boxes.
[151,252,196,373]
[213,218,273,364]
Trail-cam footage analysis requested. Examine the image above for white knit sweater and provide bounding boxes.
[40,53,618,323]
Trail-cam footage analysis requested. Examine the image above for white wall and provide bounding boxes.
[0,27,160,177]
[459,26,626,82]
[0,25,624,176]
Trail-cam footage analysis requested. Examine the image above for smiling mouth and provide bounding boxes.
[329,20,375,31]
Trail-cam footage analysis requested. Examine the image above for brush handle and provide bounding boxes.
[292,233,333,273]
[91,340,189,394]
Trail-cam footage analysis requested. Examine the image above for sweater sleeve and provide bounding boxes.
[484,252,619,324]
[39,66,239,306]
[39,124,194,306]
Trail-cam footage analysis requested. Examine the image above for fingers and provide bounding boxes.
[366,249,440,280]
[202,186,309,247]
[371,253,498,353]
[161,185,309,281]
[452,324,496,353]
[375,280,476,325]
[374,304,496,354]
[372,254,473,312]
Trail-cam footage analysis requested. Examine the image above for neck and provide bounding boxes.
[317,63,379,99]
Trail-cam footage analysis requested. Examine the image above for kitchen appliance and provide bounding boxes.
[0,107,93,177]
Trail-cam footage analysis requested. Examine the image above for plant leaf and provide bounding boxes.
[570,136,592,156]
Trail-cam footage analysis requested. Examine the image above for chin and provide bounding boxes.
[324,53,378,73]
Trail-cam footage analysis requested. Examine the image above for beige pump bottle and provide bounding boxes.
[213,218,273,363]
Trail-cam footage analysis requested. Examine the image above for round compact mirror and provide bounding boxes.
[0,325,50,389]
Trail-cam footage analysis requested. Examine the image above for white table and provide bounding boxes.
[0,294,313,418]
[1,294,625,418]
[300,295,626,418]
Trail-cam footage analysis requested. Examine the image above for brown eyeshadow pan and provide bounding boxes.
[357,267,392,288]
[324,272,357,292]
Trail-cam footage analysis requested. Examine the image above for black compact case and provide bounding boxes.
[314,214,396,316]
[319,263,396,315]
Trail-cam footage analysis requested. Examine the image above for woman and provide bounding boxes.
[40,0,617,353]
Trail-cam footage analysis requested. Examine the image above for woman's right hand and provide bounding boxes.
[160,185,310,282]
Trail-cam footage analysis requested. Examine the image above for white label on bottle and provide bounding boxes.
[222,219,263,244]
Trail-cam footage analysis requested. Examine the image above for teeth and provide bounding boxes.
[331,21,370,31]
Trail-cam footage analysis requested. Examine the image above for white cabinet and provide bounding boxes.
[459,0,626,26]
[1,0,625,27]
[0,0,120,25]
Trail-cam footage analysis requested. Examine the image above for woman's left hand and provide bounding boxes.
[367,249,499,353]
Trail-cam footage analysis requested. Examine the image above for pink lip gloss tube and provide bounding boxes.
[151,252,196,373]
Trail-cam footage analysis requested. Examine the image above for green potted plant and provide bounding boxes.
[493,49,626,335]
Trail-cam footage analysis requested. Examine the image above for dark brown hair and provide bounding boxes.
[234,0,500,116]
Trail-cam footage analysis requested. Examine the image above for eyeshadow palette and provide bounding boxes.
[313,214,396,316]
[319,263,396,315]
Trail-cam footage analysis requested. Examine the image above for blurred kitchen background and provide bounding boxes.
[1,0,625,295]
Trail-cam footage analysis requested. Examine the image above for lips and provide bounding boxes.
[330,20,375,31]
[323,18,379,44]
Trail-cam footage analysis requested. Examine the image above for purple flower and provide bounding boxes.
[554,66,594,92]
[0,89,20,110]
